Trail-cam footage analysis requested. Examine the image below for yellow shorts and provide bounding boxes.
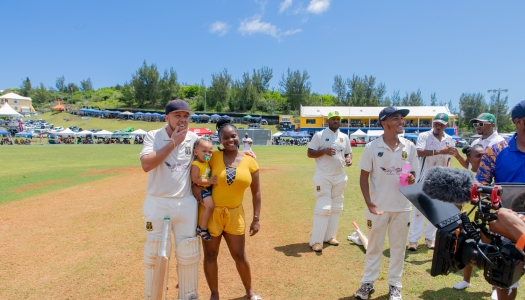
[198,204,245,237]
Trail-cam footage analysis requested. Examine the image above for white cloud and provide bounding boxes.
[209,21,230,36]
[239,16,278,37]
[307,0,330,14]
[238,16,301,41]
[279,0,293,13]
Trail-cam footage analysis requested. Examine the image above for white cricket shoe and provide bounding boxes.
[389,285,402,300]
[354,283,374,299]
[453,280,471,290]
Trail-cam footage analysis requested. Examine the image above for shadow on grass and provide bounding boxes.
[274,242,324,257]
[417,287,490,299]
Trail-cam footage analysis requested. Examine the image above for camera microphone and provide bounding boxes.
[422,167,477,205]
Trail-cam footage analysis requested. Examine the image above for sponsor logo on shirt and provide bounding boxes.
[378,152,384,157]
[164,161,189,172]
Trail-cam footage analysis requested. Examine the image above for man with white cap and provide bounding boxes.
[140,99,200,300]
[407,113,455,251]
[242,133,253,151]
[307,110,352,252]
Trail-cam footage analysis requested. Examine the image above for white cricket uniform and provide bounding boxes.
[358,135,419,288]
[308,128,352,246]
[408,131,454,243]
[242,137,253,151]
[140,125,199,244]
[140,125,200,300]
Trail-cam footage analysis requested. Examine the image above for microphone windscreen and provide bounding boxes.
[511,192,525,212]
[422,166,477,205]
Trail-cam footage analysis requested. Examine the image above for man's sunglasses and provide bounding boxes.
[473,122,490,127]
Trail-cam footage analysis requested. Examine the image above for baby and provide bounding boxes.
[190,137,217,241]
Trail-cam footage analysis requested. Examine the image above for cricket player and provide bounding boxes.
[140,99,200,300]
[307,111,352,253]
[355,107,419,300]
[407,113,455,251]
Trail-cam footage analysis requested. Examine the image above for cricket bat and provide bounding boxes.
[151,218,170,300]
[352,221,369,250]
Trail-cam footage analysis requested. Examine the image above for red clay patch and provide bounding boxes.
[80,166,141,176]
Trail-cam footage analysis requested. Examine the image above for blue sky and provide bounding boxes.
[2,0,524,110]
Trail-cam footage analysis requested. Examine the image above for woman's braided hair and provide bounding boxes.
[462,143,483,157]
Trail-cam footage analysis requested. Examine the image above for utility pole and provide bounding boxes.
[204,88,207,113]
[487,88,508,129]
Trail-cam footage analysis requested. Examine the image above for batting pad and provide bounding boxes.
[324,196,344,242]
[144,239,172,300]
[176,237,200,300]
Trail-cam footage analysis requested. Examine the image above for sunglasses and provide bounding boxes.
[473,122,490,127]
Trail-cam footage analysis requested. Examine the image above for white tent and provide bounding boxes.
[77,130,94,137]
[0,92,32,101]
[350,129,367,137]
[0,102,22,117]
[272,132,283,137]
[93,130,112,138]
[55,128,76,137]
[130,129,148,136]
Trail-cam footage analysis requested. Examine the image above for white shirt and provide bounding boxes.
[358,136,419,212]
[309,128,352,177]
[470,131,505,149]
[242,137,253,151]
[140,125,199,198]
[416,130,454,182]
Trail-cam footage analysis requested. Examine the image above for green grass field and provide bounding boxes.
[1,144,499,299]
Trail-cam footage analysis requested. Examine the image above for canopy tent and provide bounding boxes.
[189,127,213,136]
[0,92,31,101]
[350,129,367,137]
[120,111,134,115]
[93,130,113,138]
[124,127,134,132]
[210,114,220,120]
[367,130,384,138]
[404,134,419,139]
[0,102,22,117]
[221,115,230,119]
[52,104,66,111]
[130,129,148,136]
[243,115,252,119]
[450,135,462,140]
[272,132,283,137]
[190,114,200,119]
[55,128,76,137]
[76,130,94,137]
[111,131,130,139]
[0,129,11,135]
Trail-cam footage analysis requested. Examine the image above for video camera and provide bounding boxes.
[401,182,525,288]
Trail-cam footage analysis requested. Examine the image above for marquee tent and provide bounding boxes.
[272,132,283,137]
[0,102,22,117]
[350,129,367,138]
[130,129,148,136]
[93,130,113,138]
[280,131,311,138]
[55,128,76,137]
[15,132,33,138]
[189,127,213,136]
[0,129,11,135]
[76,130,94,137]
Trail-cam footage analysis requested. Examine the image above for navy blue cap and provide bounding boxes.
[379,106,410,122]
[511,100,525,121]
[165,99,194,115]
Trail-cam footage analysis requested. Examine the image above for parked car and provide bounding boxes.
[54,126,64,131]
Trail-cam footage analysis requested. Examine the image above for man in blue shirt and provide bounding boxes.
[477,100,525,186]
[476,100,525,300]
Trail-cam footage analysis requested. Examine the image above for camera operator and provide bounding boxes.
[476,100,525,300]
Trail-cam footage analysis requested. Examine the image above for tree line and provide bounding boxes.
[7,61,513,132]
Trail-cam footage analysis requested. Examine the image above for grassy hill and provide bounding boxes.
[26,112,278,134]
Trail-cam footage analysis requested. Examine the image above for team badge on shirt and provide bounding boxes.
[367,220,372,229]
[316,186,321,192]
[402,151,407,160]
[378,152,384,157]
[185,146,192,156]
[340,138,343,143]
[146,222,153,231]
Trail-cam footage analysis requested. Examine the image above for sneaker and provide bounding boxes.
[354,283,375,300]
[453,280,471,290]
[389,285,402,300]
[326,238,339,246]
[491,288,498,300]
[425,239,435,249]
[348,232,363,245]
[311,243,323,252]
[407,242,417,251]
